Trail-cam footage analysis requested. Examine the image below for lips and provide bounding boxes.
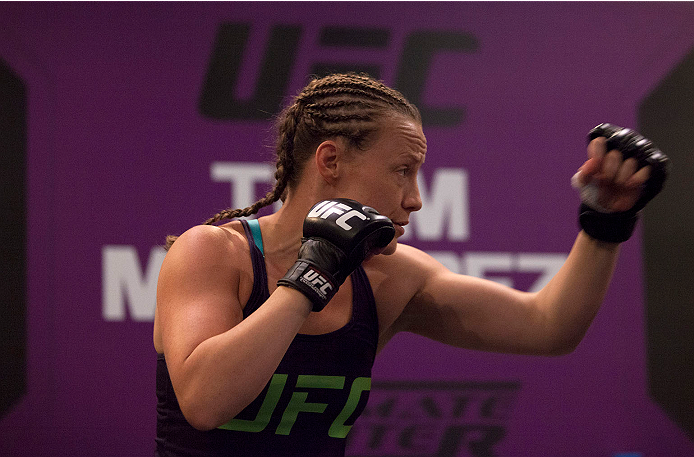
[393,221,408,237]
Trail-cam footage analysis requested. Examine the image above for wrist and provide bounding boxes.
[578,203,639,243]
[274,284,314,316]
[277,260,338,312]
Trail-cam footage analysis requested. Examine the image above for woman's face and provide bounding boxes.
[334,114,427,254]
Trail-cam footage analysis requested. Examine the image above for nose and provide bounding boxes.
[404,178,422,213]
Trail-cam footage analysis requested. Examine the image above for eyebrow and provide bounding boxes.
[400,150,426,163]
[400,134,427,152]
[394,121,427,145]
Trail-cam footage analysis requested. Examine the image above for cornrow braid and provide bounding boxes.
[306,99,374,111]
[304,109,371,123]
[164,73,419,250]
[308,87,394,104]
[302,74,415,113]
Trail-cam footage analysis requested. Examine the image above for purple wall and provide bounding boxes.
[1,2,693,456]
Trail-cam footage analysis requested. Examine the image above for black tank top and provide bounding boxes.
[155,220,379,456]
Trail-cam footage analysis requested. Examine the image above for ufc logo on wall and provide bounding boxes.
[199,23,478,126]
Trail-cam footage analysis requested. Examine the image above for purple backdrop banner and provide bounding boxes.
[1,2,693,456]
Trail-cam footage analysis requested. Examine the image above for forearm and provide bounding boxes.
[176,287,311,430]
[535,230,620,353]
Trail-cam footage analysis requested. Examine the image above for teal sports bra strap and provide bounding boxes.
[246,218,264,256]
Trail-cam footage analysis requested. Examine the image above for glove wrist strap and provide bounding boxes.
[578,203,639,243]
[277,260,338,312]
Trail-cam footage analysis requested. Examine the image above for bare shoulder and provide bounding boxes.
[363,243,448,341]
[167,222,247,262]
[158,221,253,303]
[155,221,253,358]
[365,243,447,289]
[380,243,445,269]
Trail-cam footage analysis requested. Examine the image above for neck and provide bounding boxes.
[259,185,321,259]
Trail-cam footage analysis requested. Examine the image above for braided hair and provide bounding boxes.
[165,73,420,250]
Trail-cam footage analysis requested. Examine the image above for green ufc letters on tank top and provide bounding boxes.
[218,374,371,438]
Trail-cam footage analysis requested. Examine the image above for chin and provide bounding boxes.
[380,239,399,255]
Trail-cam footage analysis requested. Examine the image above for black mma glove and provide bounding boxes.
[576,123,670,243]
[277,198,395,311]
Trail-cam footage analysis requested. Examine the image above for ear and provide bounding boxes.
[314,139,345,185]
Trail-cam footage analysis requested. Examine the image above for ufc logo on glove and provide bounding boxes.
[307,200,368,231]
[278,199,395,311]
[299,267,334,299]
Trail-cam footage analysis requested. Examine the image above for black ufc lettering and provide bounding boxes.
[198,23,478,126]
[199,24,301,120]
[395,31,478,127]
[0,57,28,419]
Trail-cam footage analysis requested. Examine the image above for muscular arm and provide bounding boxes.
[389,127,664,355]
[156,225,312,431]
[391,233,618,355]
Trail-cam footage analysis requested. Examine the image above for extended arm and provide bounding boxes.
[389,124,668,355]
[389,234,617,355]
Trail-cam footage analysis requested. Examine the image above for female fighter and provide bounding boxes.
[153,73,667,456]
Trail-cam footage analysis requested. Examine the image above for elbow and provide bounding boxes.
[180,402,223,431]
[187,418,217,432]
[178,388,256,432]
[545,342,577,357]
[543,332,585,356]
[178,392,239,432]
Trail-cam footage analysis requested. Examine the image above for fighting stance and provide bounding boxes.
[153,73,668,456]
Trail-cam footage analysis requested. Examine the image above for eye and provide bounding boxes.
[397,166,409,176]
